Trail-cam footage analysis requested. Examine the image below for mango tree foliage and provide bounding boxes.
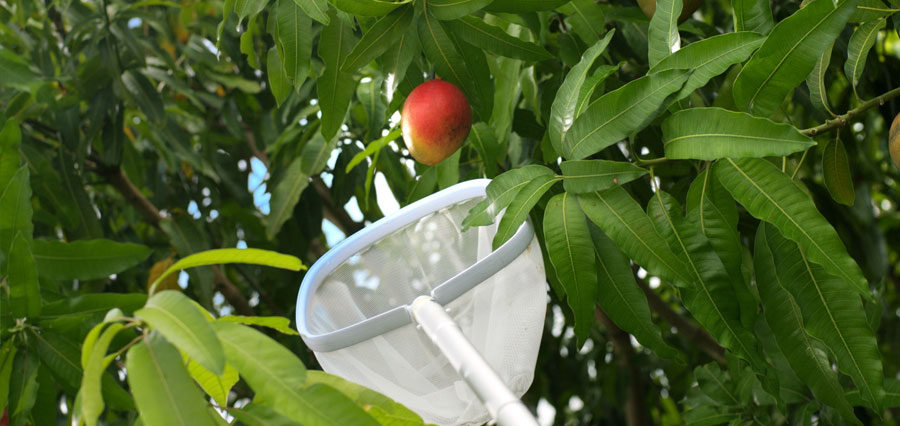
[2,0,900,425]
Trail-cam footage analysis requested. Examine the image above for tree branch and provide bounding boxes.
[312,176,364,235]
[634,272,726,364]
[595,308,651,426]
[802,86,900,137]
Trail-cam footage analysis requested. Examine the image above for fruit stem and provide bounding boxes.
[802,86,900,137]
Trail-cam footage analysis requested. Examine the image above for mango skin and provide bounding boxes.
[401,79,472,166]
[891,112,900,169]
[637,0,702,23]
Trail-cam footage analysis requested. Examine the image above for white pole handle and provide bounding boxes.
[409,296,540,426]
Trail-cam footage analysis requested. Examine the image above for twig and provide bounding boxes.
[634,157,669,167]
[312,176,364,235]
[802,86,900,136]
[595,308,651,426]
[633,271,727,364]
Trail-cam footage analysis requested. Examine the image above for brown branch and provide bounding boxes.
[243,124,269,165]
[634,273,727,364]
[312,176,365,235]
[213,267,254,316]
[802,86,900,136]
[595,308,651,426]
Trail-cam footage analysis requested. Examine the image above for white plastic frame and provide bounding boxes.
[295,178,535,353]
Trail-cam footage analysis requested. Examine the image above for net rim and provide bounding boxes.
[295,179,535,353]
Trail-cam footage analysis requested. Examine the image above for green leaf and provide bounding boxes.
[844,17,885,94]
[267,160,310,239]
[276,0,313,88]
[647,190,764,371]
[822,137,855,206]
[647,0,682,68]
[8,349,38,426]
[0,341,17,412]
[80,323,125,426]
[806,42,836,115]
[577,187,693,288]
[0,50,41,90]
[328,0,411,16]
[218,315,300,335]
[661,107,815,160]
[122,70,165,124]
[234,0,269,22]
[557,0,607,44]
[0,165,32,277]
[305,371,424,425]
[483,0,569,12]
[136,291,226,375]
[379,25,420,95]
[564,69,689,159]
[230,403,302,426]
[294,384,381,426]
[559,160,648,194]
[467,122,504,176]
[40,293,147,325]
[714,158,869,295]
[294,0,330,24]
[732,0,774,33]
[649,32,765,100]
[733,0,859,117]
[186,358,239,407]
[150,248,304,291]
[418,10,491,121]
[589,225,683,362]
[404,166,437,204]
[32,330,89,393]
[318,9,359,140]
[549,31,615,156]
[754,225,859,424]
[435,149,461,190]
[445,16,553,61]
[543,192,598,346]
[267,48,291,106]
[759,225,884,412]
[341,5,414,73]
[492,174,560,249]
[31,239,151,281]
[425,0,492,20]
[8,232,39,318]
[462,166,554,229]
[126,333,218,426]
[346,128,401,172]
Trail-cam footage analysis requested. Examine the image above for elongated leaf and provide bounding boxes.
[649,32,765,100]
[564,69,689,159]
[186,358,239,407]
[328,0,410,16]
[544,193,598,345]
[150,248,304,291]
[662,107,814,160]
[267,157,310,239]
[40,293,147,324]
[589,225,682,362]
[806,42,836,115]
[732,0,774,33]
[8,349,38,425]
[462,165,554,228]
[218,315,300,335]
[31,239,151,281]
[0,341,16,413]
[0,50,40,90]
[346,128,400,172]
[844,17,885,93]
[754,225,859,424]
[0,165,32,276]
[684,169,755,327]
[126,333,217,426]
[8,232,39,319]
[557,0,607,44]
[761,225,884,412]
[823,137,855,205]
[379,25,419,95]
[81,323,124,426]
[305,371,424,425]
[733,0,858,117]
[276,0,313,88]
[318,9,358,140]
[549,31,615,156]
[467,122,503,176]
[342,5,414,73]
[577,187,693,288]
[483,0,568,12]
[714,158,869,294]
[234,0,269,21]
[560,160,648,193]
[647,0,682,67]
[121,70,165,124]
[493,175,560,249]
[136,291,225,375]
[267,48,291,106]
[230,403,302,426]
[445,16,552,61]
[418,11,491,120]
[647,191,764,370]
[294,0,330,24]
[426,0,492,20]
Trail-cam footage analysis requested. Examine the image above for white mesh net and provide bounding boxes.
[305,198,548,426]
